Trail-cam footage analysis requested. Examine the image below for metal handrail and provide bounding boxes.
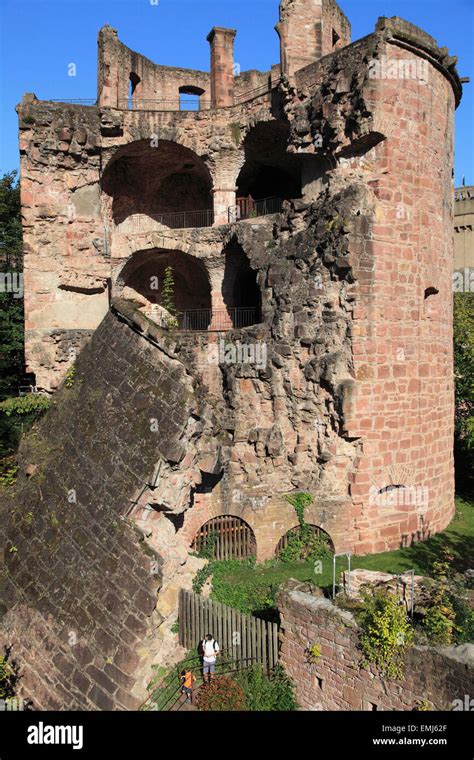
[45,85,276,112]
[49,98,97,105]
[143,653,271,712]
[234,84,272,103]
[117,98,212,111]
[116,209,214,232]
[229,196,283,223]
[176,307,258,331]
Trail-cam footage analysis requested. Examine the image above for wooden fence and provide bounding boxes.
[179,590,280,670]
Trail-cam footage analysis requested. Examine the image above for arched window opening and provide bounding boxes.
[101,139,213,228]
[222,240,261,328]
[191,516,257,560]
[179,85,205,111]
[118,248,212,329]
[235,121,302,220]
[129,72,141,109]
[276,525,335,558]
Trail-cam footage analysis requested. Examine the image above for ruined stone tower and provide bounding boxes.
[3,0,462,709]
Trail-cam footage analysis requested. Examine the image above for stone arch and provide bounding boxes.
[221,238,261,327]
[101,139,213,226]
[117,247,212,325]
[190,515,257,560]
[275,524,335,557]
[236,121,302,203]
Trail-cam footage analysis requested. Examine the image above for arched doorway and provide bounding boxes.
[118,248,212,328]
[191,516,257,560]
[276,524,334,558]
[235,121,302,219]
[101,139,213,228]
[221,239,261,328]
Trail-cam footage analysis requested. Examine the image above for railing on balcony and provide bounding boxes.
[153,307,259,332]
[229,196,283,223]
[117,98,212,111]
[46,85,277,112]
[233,83,272,104]
[116,209,214,233]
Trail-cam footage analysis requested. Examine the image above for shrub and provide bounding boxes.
[358,588,414,680]
[0,649,18,699]
[418,561,458,645]
[280,492,334,563]
[196,676,247,712]
[234,664,297,711]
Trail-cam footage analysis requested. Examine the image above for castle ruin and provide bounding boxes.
[1,0,463,709]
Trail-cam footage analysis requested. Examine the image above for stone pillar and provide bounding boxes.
[207,27,237,109]
[208,268,233,331]
[213,187,236,226]
[97,25,121,108]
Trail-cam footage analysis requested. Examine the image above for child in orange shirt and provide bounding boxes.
[180,669,196,703]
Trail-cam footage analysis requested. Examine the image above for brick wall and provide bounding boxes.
[279,583,474,711]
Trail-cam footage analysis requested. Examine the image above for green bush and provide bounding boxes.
[358,588,414,680]
[0,395,51,417]
[453,293,474,494]
[280,492,333,563]
[418,561,457,645]
[233,664,298,711]
[0,650,18,699]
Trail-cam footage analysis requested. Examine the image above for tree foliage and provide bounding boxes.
[453,294,474,494]
[0,171,23,401]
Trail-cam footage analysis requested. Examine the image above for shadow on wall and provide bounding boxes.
[101,139,213,225]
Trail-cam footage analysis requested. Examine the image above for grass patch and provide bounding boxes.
[209,497,474,616]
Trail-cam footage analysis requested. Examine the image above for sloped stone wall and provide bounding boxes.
[0,308,197,710]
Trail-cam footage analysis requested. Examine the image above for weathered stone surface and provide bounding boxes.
[278,582,474,710]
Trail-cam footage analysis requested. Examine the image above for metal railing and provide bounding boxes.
[45,85,276,112]
[234,83,273,104]
[229,196,283,223]
[142,653,272,712]
[116,209,214,232]
[117,98,212,111]
[178,307,258,331]
[49,98,97,105]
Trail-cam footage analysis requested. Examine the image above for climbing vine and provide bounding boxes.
[358,588,414,680]
[280,492,333,562]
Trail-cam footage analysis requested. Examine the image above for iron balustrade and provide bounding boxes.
[46,85,277,112]
[116,209,214,232]
[179,307,258,331]
[233,83,272,103]
[140,653,273,712]
[229,196,283,223]
[117,98,212,111]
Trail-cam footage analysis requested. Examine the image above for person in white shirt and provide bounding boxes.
[202,633,220,683]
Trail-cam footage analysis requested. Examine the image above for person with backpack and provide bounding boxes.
[201,633,220,683]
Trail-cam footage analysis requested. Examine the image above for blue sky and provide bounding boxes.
[0,0,472,184]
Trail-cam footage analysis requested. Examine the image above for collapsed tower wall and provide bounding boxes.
[5,1,464,709]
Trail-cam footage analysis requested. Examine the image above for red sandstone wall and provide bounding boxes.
[279,584,473,711]
[277,0,351,77]
[345,41,456,552]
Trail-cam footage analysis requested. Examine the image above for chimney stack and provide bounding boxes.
[207,27,237,108]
